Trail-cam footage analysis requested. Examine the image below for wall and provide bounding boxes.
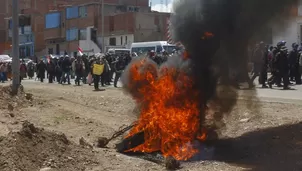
[104,34,134,48]
[133,12,170,42]
[79,26,101,53]
[79,40,101,53]
[45,41,79,57]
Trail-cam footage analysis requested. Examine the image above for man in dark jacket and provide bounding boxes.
[74,57,84,86]
[36,60,47,82]
[288,43,301,84]
[113,56,126,88]
[47,60,56,83]
[250,42,268,88]
[60,56,71,84]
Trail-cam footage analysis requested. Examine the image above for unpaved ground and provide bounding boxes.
[1,81,302,171]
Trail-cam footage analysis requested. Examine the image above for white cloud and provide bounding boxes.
[151,1,173,13]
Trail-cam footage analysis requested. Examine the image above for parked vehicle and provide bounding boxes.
[130,41,178,55]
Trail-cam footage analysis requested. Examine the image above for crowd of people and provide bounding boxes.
[0,50,171,90]
[251,41,302,90]
[3,43,301,91]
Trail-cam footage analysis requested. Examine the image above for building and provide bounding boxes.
[1,0,170,57]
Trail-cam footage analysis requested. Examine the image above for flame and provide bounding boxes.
[125,57,207,160]
[183,50,189,60]
[201,32,214,40]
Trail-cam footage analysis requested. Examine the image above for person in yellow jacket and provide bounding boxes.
[92,57,105,90]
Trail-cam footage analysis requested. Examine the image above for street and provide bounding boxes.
[0,79,302,171]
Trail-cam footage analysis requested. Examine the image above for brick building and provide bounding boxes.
[0,0,170,57]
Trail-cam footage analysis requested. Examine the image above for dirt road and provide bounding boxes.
[1,81,302,171]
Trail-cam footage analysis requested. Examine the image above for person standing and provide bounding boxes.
[36,60,47,82]
[74,57,85,86]
[60,56,71,84]
[250,42,268,88]
[20,60,27,80]
[27,61,35,79]
[114,56,126,88]
[92,57,104,90]
[47,60,56,83]
[288,43,301,84]
[0,63,5,83]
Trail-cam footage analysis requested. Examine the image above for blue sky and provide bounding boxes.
[150,0,173,12]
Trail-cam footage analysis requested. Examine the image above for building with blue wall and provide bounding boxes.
[8,20,34,58]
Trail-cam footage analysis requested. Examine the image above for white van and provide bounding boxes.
[108,48,131,55]
[130,41,177,54]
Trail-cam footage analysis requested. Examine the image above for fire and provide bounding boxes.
[183,50,189,60]
[201,32,214,40]
[124,57,207,160]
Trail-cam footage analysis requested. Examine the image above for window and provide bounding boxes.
[79,6,87,18]
[26,35,33,42]
[109,38,116,46]
[45,12,61,29]
[20,46,25,58]
[131,47,156,54]
[48,48,53,55]
[125,36,127,43]
[79,29,87,40]
[90,28,97,42]
[163,45,177,54]
[56,44,60,55]
[66,28,78,41]
[128,6,140,12]
[66,6,79,19]
[20,27,25,34]
[24,26,31,34]
[8,20,12,29]
[156,45,163,52]
[25,46,31,57]
[120,36,123,45]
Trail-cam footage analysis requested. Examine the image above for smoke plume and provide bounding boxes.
[120,0,298,160]
[169,0,297,122]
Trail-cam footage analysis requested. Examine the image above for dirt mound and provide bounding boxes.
[0,85,31,110]
[0,121,99,171]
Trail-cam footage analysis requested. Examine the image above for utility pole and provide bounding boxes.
[101,0,105,53]
[12,0,20,95]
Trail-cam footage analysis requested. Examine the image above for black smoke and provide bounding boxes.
[121,0,298,145]
[168,0,297,127]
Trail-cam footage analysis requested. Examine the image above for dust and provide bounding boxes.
[0,121,99,171]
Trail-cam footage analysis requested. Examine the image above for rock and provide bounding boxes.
[96,137,109,148]
[240,118,250,123]
[79,137,93,149]
[12,121,19,125]
[0,136,5,142]
[7,104,14,111]
[165,156,180,170]
[9,113,15,118]
[25,93,33,100]
[75,116,80,119]
[39,167,53,171]
[67,156,74,161]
